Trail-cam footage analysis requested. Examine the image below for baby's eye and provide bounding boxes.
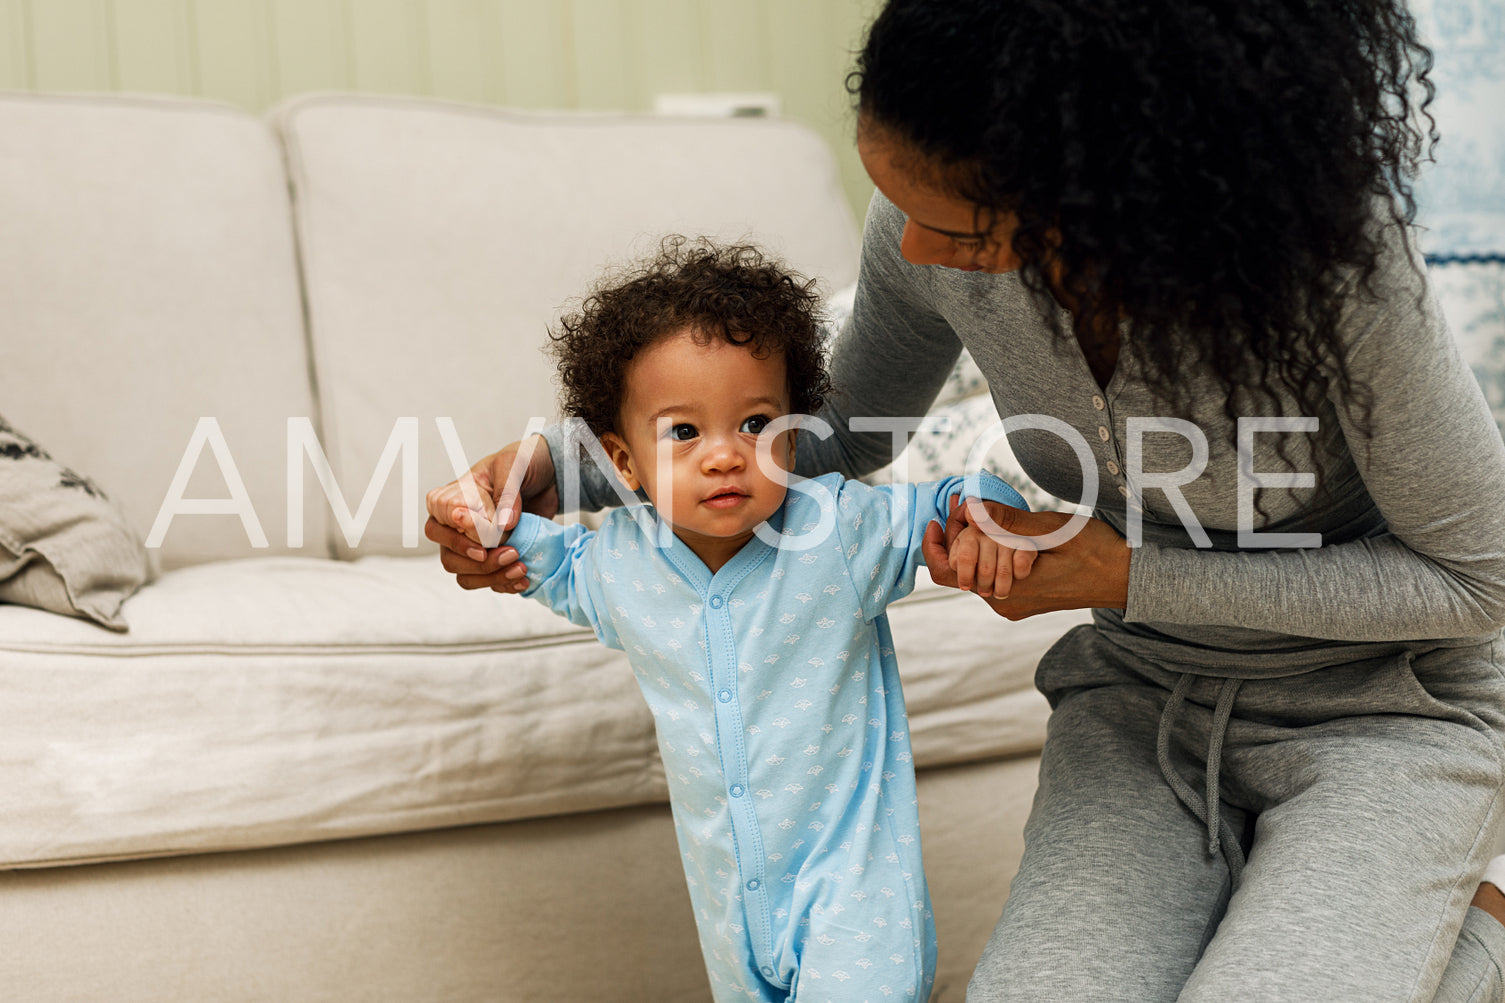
[669,423,698,441]
[740,415,771,435]
[952,236,986,251]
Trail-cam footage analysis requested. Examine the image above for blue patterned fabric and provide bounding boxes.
[1413,0,1505,436]
[508,471,1025,1003]
[1413,0,1505,256]
[1381,4,1505,440]
[1432,257,1505,440]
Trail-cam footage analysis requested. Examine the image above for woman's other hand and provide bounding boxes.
[424,435,558,593]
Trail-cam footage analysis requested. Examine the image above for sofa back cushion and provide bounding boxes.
[276,95,861,558]
[0,94,324,571]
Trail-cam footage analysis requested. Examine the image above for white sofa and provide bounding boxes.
[0,92,1087,1002]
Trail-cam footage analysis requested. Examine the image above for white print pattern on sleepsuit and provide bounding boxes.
[508,470,1025,1002]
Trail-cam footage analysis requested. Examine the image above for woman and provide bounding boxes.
[426,1,1505,997]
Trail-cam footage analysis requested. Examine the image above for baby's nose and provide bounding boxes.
[702,435,746,471]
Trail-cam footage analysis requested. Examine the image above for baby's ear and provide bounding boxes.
[600,431,640,490]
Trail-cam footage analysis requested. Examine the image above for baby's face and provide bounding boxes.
[602,329,795,572]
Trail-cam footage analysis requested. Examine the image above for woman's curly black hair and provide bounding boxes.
[550,237,833,436]
[850,0,1436,439]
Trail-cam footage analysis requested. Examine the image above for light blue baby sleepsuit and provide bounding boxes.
[507,470,1025,1003]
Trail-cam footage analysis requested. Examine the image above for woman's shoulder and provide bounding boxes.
[863,188,907,237]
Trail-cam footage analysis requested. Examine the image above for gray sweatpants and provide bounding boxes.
[968,624,1505,1002]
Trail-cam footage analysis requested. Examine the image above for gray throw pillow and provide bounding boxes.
[0,416,152,630]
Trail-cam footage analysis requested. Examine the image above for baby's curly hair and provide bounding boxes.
[550,237,833,436]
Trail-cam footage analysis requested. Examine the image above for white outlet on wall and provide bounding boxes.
[653,92,781,118]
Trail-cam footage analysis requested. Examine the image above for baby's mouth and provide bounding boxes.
[703,488,748,507]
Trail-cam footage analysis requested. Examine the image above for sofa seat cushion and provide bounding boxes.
[0,554,1078,869]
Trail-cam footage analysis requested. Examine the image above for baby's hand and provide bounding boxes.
[945,497,1038,599]
[425,471,510,553]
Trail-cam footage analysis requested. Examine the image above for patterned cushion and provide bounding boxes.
[821,284,1057,510]
[858,394,1062,514]
[0,416,153,629]
[1430,256,1505,441]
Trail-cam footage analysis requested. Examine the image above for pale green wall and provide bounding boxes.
[0,0,880,220]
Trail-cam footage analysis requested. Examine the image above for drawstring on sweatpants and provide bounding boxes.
[1155,673,1246,888]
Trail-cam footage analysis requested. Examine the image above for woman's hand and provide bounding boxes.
[921,497,1130,619]
[423,435,559,593]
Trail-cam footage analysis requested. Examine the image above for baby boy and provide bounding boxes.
[476,238,1030,1002]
